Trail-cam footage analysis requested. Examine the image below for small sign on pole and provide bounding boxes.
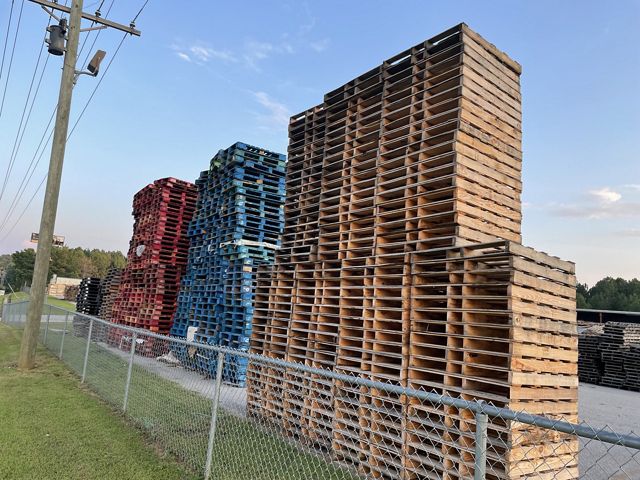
[31,233,65,247]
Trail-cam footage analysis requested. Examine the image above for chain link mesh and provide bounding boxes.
[2,300,639,480]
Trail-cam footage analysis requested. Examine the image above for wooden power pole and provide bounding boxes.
[18,0,140,369]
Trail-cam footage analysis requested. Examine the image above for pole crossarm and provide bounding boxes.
[28,0,141,36]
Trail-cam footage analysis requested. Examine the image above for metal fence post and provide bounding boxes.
[81,318,93,383]
[474,410,488,480]
[43,306,52,346]
[123,333,137,413]
[204,350,225,480]
[59,313,69,359]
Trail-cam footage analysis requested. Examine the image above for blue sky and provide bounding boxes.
[0,0,638,285]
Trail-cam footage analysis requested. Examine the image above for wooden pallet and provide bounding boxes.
[247,23,577,480]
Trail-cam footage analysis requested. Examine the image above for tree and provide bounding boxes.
[579,277,640,312]
[0,254,12,288]
[5,249,37,290]
[4,246,127,287]
[576,283,590,309]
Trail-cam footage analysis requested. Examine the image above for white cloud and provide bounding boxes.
[623,184,640,191]
[189,45,236,63]
[546,186,640,219]
[620,229,640,237]
[310,38,329,53]
[252,91,291,130]
[589,187,621,203]
[242,40,295,70]
[549,201,640,219]
[171,43,237,65]
[176,52,191,62]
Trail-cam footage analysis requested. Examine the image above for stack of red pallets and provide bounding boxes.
[110,178,197,345]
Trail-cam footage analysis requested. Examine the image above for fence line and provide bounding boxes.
[2,300,640,480]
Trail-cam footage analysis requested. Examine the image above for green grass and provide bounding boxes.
[0,291,28,304]
[0,292,75,310]
[45,296,76,310]
[9,321,359,480]
[0,324,195,480]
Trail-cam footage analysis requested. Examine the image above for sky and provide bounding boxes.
[0,0,638,285]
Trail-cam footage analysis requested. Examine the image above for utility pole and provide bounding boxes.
[18,0,140,369]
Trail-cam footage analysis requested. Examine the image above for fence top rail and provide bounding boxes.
[10,300,640,450]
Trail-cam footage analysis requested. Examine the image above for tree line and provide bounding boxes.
[1,249,637,311]
[577,277,640,312]
[0,247,126,291]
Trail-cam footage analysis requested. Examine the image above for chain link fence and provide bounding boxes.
[2,300,639,480]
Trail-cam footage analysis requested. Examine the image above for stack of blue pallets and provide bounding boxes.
[171,142,286,385]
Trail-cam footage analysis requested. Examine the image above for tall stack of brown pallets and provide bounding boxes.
[248,23,578,480]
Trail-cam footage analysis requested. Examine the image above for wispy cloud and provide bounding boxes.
[623,184,640,191]
[176,52,191,63]
[171,3,328,71]
[251,91,291,131]
[589,187,621,203]
[172,44,237,65]
[620,229,640,237]
[551,202,640,219]
[548,186,640,219]
[299,1,316,35]
[310,38,330,53]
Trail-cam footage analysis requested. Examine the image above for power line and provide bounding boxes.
[0,57,54,224]
[1,0,149,243]
[0,0,25,121]
[79,0,115,70]
[0,0,111,234]
[0,106,57,234]
[0,1,16,86]
[68,32,127,138]
[0,174,47,243]
[0,17,51,209]
[0,31,130,242]
[131,0,149,24]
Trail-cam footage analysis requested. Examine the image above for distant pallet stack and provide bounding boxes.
[578,323,605,384]
[98,267,123,320]
[171,142,286,384]
[73,277,102,337]
[247,23,578,480]
[599,322,640,390]
[110,178,197,348]
[76,277,102,315]
[90,267,123,341]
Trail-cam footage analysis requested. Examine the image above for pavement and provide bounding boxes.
[578,383,640,479]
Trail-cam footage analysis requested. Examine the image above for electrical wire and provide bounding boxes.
[0,1,16,86]
[131,0,149,24]
[0,175,47,243]
[78,0,115,70]
[0,0,25,122]
[0,107,57,234]
[0,0,113,235]
[0,18,52,210]
[0,33,129,242]
[0,0,151,242]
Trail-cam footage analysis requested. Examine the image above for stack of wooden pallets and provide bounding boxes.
[76,277,102,315]
[110,178,197,350]
[97,267,123,320]
[578,323,605,384]
[170,142,286,384]
[600,322,640,390]
[73,277,102,338]
[247,23,578,480]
